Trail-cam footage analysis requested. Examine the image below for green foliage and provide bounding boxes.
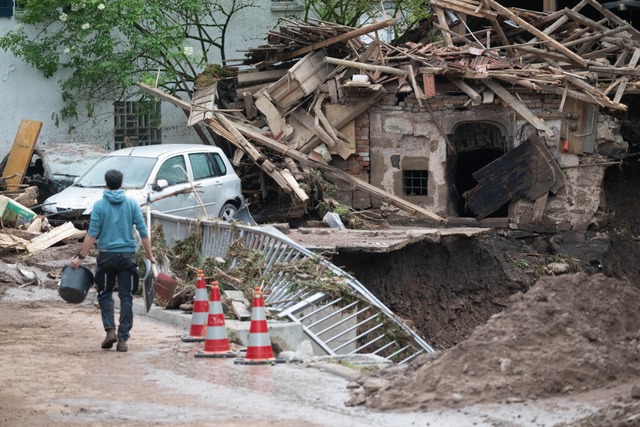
[513,258,529,269]
[0,0,256,121]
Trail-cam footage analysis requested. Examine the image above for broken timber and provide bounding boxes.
[136,83,445,224]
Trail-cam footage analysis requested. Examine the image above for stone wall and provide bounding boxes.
[330,86,627,232]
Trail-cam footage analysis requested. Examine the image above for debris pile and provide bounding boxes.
[140,0,640,225]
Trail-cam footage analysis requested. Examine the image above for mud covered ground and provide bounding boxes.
[344,159,640,424]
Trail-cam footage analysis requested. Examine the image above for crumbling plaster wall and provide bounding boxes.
[365,90,625,231]
[511,113,625,233]
[369,107,448,215]
[369,100,514,216]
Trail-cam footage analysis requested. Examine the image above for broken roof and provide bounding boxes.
[241,0,640,113]
[140,1,640,224]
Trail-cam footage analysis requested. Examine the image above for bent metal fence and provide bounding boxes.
[152,211,434,364]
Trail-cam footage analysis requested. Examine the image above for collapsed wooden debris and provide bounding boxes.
[136,3,640,225]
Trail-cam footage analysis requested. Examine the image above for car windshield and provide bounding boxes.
[47,151,106,179]
[75,156,157,189]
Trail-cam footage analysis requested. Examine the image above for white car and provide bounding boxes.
[42,144,245,227]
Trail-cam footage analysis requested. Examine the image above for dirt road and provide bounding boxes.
[0,285,607,427]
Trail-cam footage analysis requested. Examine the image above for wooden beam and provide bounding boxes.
[276,19,396,62]
[484,79,555,136]
[433,6,453,46]
[487,0,588,67]
[582,0,640,40]
[299,86,387,153]
[543,0,557,12]
[448,77,482,104]
[613,48,640,103]
[231,122,446,224]
[323,57,408,76]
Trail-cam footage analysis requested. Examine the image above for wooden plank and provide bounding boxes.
[279,168,309,202]
[613,47,640,103]
[223,290,251,320]
[433,6,453,46]
[313,94,352,159]
[323,104,356,155]
[26,222,85,253]
[528,134,565,194]
[406,65,423,107]
[582,0,640,40]
[323,57,408,76]
[484,79,554,136]
[254,92,292,138]
[264,52,334,112]
[188,83,217,127]
[448,77,481,104]
[275,19,396,63]
[466,141,556,219]
[299,86,387,153]
[237,69,288,86]
[2,120,43,190]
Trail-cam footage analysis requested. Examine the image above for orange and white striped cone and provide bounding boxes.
[181,271,209,342]
[234,287,278,365]
[195,282,237,358]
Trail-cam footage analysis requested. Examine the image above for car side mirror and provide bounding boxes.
[153,179,169,191]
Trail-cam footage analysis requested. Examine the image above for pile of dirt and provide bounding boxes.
[350,273,640,410]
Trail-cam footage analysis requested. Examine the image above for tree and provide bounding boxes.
[0,0,256,123]
[302,0,431,38]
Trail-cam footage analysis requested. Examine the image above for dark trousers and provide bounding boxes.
[94,252,139,342]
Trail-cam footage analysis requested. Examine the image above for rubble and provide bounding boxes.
[138,1,640,229]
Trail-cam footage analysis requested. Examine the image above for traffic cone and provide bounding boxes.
[181,270,208,342]
[195,282,237,358]
[234,287,277,365]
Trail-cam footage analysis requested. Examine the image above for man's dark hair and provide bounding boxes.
[105,169,123,190]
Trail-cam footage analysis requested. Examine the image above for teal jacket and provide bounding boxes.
[87,189,148,252]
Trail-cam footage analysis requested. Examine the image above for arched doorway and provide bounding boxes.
[448,121,509,217]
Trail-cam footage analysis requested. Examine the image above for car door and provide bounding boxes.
[187,151,235,218]
[149,154,196,217]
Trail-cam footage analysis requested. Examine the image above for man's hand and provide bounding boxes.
[70,256,83,270]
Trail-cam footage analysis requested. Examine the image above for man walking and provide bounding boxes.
[70,169,156,352]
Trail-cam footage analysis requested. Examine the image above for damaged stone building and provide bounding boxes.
[141,0,640,236]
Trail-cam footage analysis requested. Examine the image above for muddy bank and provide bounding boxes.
[350,273,640,410]
[332,234,536,349]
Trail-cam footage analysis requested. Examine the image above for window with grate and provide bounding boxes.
[403,170,428,196]
[0,0,14,17]
[113,101,162,151]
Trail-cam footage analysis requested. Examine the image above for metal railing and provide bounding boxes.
[153,211,434,363]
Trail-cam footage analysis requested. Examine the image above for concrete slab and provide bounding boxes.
[284,226,491,253]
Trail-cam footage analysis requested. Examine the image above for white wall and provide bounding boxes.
[0,1,303,157]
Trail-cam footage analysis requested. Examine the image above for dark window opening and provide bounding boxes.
[403,170,428,196]
[114,101,162,150]
[0,0,13,17]
[449,122,508,218]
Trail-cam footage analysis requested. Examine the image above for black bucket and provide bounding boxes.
[58,265,94,304]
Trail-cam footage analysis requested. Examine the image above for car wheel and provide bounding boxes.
[218,203,238,221]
